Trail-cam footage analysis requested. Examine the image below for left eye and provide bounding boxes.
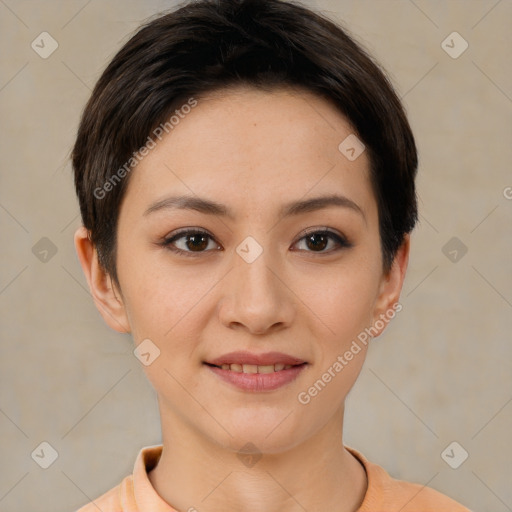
[293,230,350,253]
[161,228,350,256]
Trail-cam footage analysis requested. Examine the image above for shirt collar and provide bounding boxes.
[130,444,384,511]
[131,444,178,511]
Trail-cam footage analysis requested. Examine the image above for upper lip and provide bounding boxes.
[205,351,307,367]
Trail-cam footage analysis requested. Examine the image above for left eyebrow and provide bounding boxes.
[279,194,366,224]
[143,193,366,224]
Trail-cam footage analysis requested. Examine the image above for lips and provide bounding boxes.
[204,351,307,367]
[204,351,309,391]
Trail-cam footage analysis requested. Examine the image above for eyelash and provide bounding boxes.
[159,227,352,257]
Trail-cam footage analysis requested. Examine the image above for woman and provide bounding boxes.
[72,0,471,510]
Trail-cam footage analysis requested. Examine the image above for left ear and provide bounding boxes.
[370,234,410,337]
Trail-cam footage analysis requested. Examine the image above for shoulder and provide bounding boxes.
[377,474,472,512]
[74,444,164,512]
[74,475,131,512]
[346,447,473,512]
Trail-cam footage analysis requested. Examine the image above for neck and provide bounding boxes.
[148,404,367,512]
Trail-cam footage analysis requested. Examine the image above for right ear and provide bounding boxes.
[73,226,131,333]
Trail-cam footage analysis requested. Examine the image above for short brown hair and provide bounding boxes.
[72,0,418,286]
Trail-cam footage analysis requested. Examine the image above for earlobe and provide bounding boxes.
[73,226,131,333]
[370,234,410,337]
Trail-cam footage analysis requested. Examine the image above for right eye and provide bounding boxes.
[161,228,222,257]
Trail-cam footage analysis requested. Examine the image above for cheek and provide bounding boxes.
[116,242,167,340]
[300,261,380,344]
[293,268,376,424]
[117,247,222,351]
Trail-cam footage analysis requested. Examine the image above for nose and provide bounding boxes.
[218,248,296,335]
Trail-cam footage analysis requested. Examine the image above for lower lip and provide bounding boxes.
[205,363,308,391]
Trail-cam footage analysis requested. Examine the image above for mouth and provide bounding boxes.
[203,351,309,392]
[202,351,309,392]
[203,362,308,373]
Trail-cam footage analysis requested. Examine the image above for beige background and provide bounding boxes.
[1,1,511,511]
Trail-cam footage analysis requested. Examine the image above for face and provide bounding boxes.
[81,86,408,454]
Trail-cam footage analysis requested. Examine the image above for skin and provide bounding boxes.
[75,86,410,512]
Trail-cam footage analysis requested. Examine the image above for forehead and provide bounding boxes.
[121,86,376,222]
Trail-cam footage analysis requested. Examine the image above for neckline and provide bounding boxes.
[135,444,380,511]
